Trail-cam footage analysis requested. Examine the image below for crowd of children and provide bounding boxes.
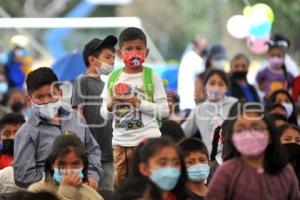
[0,27,299,200]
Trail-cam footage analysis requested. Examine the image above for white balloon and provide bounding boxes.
[227,15,251,39]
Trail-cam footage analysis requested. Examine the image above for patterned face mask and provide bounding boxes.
[123,51,145,67]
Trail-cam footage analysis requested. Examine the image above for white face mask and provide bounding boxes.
[282,103,293,118]
[211,59,226,70]
[32,99,61,120]
[96,61,114,75]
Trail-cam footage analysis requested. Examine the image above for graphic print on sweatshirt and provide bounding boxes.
[113,83,146,131]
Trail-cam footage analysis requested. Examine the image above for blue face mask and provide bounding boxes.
[149,167,181,191]
[0,82,8,94]
[187,163,210,182]
[53,168,84,184]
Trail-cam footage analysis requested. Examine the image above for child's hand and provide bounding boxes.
[107,97,124,112]
[122,96,141,107]
[86,177,98,190]
[61,173,82,187]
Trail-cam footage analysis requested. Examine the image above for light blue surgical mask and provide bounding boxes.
[149,167,181,191]
[53,168,84,184]
[31,99,61,120]
[0,82,8,94]
[187,163,210,183]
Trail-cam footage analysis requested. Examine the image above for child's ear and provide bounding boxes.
[138,163,151,177]
[145,49,150,58]
[25,94,32,107]
[88,55,98,66]
[58,88,63,98]
[117,49,123,59]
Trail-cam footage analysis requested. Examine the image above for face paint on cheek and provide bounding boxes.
[123,51,145,67]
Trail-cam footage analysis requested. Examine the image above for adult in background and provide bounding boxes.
[177,36,208,113]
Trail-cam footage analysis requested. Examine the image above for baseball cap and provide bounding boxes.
[208,44,227,60]
[83,35,118,66]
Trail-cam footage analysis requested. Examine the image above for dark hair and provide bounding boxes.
[26,67,58,95]
[203,69,229,87]
[265,113,288,123]
[1,191,59,200]
[278,123,300,138]
[115,177,162,200]
[210,102,246,161]
[131,137,188,200]
[119,27,147,48]
[84,46,116,67]
[230,53,250,67]
[160,120,185,143]
[0,113,25,130]
[44,133,88,182]
[179,138,209,159]
[267,33,290,51]
[266,89,298,125]
[222,103,289,174]
[265,103,286,114]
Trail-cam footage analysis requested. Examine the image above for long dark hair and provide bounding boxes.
[266,89,298,125]
[44,133,88,182]
[130,137,189,200]
[222,103,289,174]
[115,177,163,200]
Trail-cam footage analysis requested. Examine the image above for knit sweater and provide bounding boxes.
[28,179,104,200]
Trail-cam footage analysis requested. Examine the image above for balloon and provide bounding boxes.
[226,15,251,39]
[246,36,270,54]
[243,6,252,16]
[248,14,272,38]
[252,3,274,23]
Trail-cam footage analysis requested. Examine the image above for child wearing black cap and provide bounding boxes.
[256,34,294,99]
[71,35,117,191]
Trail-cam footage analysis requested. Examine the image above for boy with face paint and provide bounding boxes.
[256,34,294,99]
[100,27,169,188]
[71,36,117,191]
[13,67,102,189]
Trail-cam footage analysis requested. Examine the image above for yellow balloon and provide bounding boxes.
[243,6,253,16]
[252,3,274,23]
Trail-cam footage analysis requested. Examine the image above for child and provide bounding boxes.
[13,67,102,189]
[71,35,117,191]
[256,34,294,99]
[194,44,227,103]
[0,113,25,193]
[130,137,189,200]
[228,54,260,102]
[100,27,169,187]
[0,113,25,169]
[182,69,237,153]
[266,89,298,125]
[278,123,300,186]
[279,123,300,145]
[179,138,210,200]
[206,105,299,200]
[28,133,104,200]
